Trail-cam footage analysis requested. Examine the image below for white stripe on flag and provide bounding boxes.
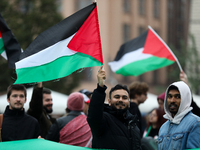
[1,50,7,60]
[16,34,76,69]
[108,48,152,72]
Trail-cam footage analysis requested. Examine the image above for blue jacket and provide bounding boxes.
[158,112,200,150]
[158,81,200,150]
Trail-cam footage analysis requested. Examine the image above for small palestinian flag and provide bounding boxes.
[108,26,178,76]
[15,3,103,84]
[0,13,21,69]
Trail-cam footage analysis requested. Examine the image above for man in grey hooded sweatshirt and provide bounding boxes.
[157,81,200,150]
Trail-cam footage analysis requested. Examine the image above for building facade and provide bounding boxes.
[59,0,190,94]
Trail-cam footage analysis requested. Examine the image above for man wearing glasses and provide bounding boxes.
[158,81,200,150]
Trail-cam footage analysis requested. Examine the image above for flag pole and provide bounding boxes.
[148,26,183,72]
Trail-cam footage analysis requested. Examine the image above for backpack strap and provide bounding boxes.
[0,114,3,142]
[0,114,3,129]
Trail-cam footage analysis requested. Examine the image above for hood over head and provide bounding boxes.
[163,81,193,124]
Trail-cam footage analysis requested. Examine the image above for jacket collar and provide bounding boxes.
[104,104,137,124]
[4,105,25,117]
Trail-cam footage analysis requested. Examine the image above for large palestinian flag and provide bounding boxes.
[15,3,103,84]
[0,13,21,69]
[108,26,177,76]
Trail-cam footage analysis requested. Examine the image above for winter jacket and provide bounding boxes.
[158,81,200,150]
[129,102,143,136]
[1,106,40,141]
[87,84,142,150]
[27,86,56,138]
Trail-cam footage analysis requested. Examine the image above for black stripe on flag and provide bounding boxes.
[20,3,96,60]
[114,30,148,61]
[0,13,22,69]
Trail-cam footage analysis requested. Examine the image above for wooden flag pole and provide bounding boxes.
[148,26,183,72]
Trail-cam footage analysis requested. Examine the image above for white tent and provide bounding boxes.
[0,88,68,114]
[1,88,200,115]
[139,93,158,113]
[139,93,200,114]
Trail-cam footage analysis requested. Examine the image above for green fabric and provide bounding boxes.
[115,56,174,76]
[0,139,112,150]
[15,52,102,84]
[0,38,5,54]
[145,125,152,137]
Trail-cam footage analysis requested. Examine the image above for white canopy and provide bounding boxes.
[0,88,200,115]
[0,88,68,114]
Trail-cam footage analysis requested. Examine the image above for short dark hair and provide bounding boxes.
[129,81,149,99]
[168,85,179,93]
[109,84,129,99]
[7,84,27,99]
[43,88,51,94]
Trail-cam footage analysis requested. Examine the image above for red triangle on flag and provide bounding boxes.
[67,7,103,64]
[142,29,176,61]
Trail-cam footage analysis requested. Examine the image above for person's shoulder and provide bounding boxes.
[188,112,200,122]
[25,113,39,123]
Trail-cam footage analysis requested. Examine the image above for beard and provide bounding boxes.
[44,105,53,114]
[110,102,128,112]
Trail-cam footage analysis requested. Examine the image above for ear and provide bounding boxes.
[24,98,27,103]
[108,98,111,106]
[7,98,10,103]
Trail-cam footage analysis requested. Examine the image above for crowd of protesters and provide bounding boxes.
[0,68,200,150]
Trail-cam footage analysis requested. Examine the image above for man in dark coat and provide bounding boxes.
[87,66,142,150]
[1,84,40,141]
[27,82,56,138]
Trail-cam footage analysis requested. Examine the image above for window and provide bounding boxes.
[123,0,131,13]
[75,0,93,10]
[123,24,131,43]
[153,0,160,18]
[138,0,146,16]
[138,26,145,35]
[153,70,159,84]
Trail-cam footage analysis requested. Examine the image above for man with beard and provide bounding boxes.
[27,82,56,138]
[1,84,40,141]
[158,81,200,150]
[87,66,142,150]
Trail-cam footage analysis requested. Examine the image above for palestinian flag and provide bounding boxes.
[15,3,103,84]
[0,13,21,69]
[108,26,177,76]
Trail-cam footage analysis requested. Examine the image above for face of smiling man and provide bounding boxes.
[108,89,130,111]
[167,89,181,118]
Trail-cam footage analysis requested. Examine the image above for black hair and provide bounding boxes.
[109,84,129,99]
[43,88,51,94]
[168,85,179,93]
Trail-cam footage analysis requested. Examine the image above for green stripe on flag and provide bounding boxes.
[0,139,111,150]
[15,52,102,84]
[0,37,5,54]
[115,56,174,76]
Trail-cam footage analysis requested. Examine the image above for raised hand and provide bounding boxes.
[97,66,106,87]
[180,71,189,85]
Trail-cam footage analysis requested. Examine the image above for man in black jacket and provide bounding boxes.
[1,84,40,141]
[27,82,56,138]
[87,66,142,150]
